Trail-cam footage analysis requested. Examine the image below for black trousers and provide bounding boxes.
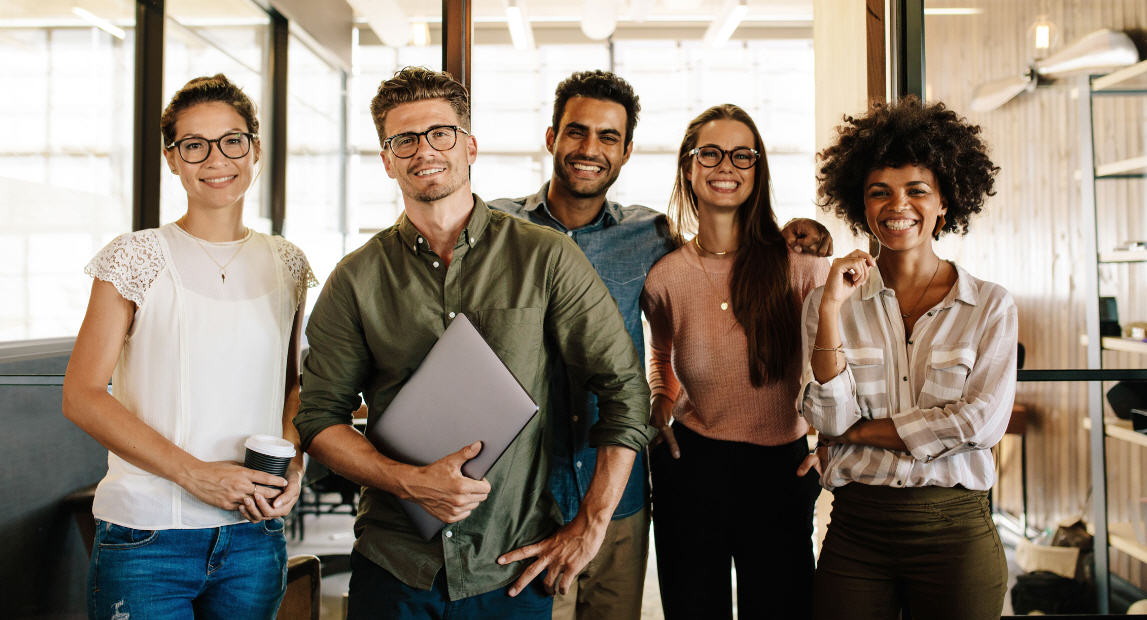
[651,425,821,620]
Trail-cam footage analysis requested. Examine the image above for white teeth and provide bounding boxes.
[415,168,445,176]
[710,181,738,190]
[572,163,602,172]
[202,176,235,183]
[884,219,916,231]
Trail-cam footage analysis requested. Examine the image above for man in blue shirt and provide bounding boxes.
[490,70,831,620]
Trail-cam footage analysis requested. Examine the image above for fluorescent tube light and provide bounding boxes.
[703,0,748,47]
[72,7,125,40]
[506,0,534,51]
[923,8,983,16]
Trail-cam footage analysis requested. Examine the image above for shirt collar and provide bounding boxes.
[863,260,979,308]
[524,181,620,231]
[396,194,491,254]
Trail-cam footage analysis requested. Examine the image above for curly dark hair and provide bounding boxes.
[816,96,999,237]
[552,70,640,146]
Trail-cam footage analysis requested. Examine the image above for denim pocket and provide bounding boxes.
[261,517,285,536]
[97,521,159,549]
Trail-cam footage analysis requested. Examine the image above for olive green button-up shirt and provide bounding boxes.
[295,196,655,600]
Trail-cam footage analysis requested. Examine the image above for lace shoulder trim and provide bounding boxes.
[269,236,317,306]
[84,230,165,307]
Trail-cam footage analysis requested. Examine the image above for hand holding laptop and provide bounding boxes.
[399,440,491,523]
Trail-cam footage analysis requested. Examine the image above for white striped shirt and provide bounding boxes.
[797,262,1017,491]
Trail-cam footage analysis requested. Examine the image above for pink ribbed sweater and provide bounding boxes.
[641,243,829,446]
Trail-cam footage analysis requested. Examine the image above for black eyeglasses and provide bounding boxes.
[688,146,760,169]
[166,132,256,164]
[383,125,469,159]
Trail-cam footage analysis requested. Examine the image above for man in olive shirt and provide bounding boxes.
[294,67,655,618]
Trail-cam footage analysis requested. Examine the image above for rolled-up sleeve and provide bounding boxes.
[546,238,655,453]
[797,288,863,437]
[891,292,1018,462]
[295,265,372,450]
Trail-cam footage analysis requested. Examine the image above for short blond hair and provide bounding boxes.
[370,67,470,147]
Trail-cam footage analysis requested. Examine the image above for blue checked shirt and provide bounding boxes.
[490,183,676,521]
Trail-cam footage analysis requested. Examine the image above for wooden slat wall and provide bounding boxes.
[922,0,1147,589]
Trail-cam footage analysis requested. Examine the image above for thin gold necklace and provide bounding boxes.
[179,218,252,284]
[693,238,731,311]
[693,235,736,256]
[888,258,943,319]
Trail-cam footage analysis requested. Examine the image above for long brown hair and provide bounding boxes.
[668,104,797,387]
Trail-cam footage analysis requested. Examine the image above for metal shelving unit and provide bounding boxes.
[1078,58,1147,613]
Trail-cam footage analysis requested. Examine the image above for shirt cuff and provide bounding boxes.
[890,406,946,462]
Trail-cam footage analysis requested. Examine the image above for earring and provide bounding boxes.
[933,213,947,240]
[867,232,882,259]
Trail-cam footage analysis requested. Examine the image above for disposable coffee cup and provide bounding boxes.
[244,435,295,486]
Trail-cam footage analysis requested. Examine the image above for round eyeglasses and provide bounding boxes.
[383,125,469,159]
[688,146,760,170]
[166,132,256,164]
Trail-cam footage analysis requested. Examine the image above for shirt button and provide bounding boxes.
[567,231,574,237]
[902,376,908,382]
[417,236,424,244]
[908,340,913,345]
[575,461,582,469]
[572,415,579,422]
[895,480,903,486]
[432,261,440,269]
[448,312,456,319]
[469,237,475,245]
[444,530,453,538]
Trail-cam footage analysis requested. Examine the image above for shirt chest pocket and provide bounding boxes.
[918,345,976,409]
[844,345,888,418]
[469,307,545,392]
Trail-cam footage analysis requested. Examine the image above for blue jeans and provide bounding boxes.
[88,518,287,620]
[346,550,553,619]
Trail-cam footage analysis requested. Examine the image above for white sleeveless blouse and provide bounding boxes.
[85,223,315,529]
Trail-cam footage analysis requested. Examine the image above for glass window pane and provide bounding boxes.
[284,34,345,315]
[0,0,135,340]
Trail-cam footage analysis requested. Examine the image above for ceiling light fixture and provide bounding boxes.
[922,8,983,16]
[347,0,411,48]
[506,0,535,51]
[703,0,748,47]
[580,0,617,41]
[72,7,125,40]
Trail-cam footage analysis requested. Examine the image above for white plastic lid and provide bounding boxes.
[244,434,296,458]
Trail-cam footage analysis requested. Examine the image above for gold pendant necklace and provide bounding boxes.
[693,237,733,311]
[889,258,943,319]
[180,218,252,284]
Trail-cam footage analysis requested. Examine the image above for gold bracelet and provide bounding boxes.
[812,343,844,353]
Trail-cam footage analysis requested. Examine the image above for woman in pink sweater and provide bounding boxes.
[641,103,828,619]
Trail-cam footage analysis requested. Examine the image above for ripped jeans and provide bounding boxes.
[88,518,287,620]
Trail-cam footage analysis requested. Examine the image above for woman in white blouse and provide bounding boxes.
[799,97,1017,620]
[63,74,314,619]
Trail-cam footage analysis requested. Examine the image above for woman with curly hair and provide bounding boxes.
[799,96,1017,620]
[641,104,828,619]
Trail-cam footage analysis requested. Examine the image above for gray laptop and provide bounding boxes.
[366,313,539,540]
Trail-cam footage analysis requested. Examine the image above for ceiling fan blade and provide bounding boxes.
[1035,29,1139,77]
[970,74,1035,112]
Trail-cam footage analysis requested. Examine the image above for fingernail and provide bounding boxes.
[497,557,506,565]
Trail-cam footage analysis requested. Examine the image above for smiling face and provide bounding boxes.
[380,98,476,205]
[863,164,947,251]
[546,96,632,200]
[163,101,259,213]
[685,119,756,214]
